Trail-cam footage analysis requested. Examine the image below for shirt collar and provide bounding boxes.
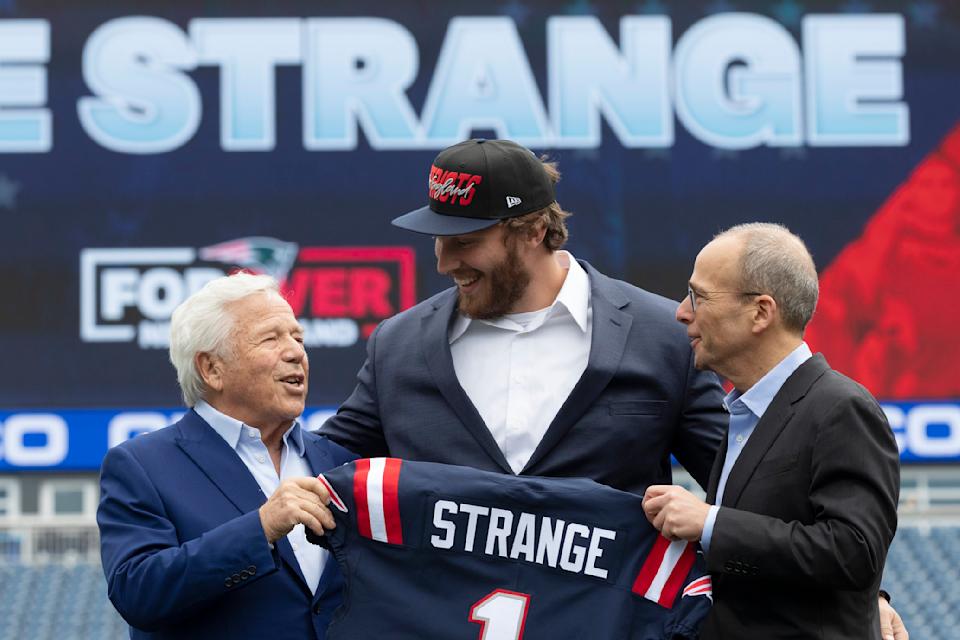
[448,251,590,344]
[553,252,590,333]
[194,400,306,457]
[722,342,813,419]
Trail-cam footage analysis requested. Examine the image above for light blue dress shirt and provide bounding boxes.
[194,400,327,593]
[700,343,812,552]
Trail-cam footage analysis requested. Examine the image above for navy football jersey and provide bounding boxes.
[314,458,712,639]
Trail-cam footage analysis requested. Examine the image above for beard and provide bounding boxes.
[456,242,531,320]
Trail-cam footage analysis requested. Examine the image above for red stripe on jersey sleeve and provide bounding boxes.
[317,474,347,512]
[658,543,697,607]
[632,534,670,596]
[354,459,372,540]
[682,575,712,596]
[381,458,404,545]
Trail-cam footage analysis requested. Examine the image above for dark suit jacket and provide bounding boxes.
[98,410,357,640]
[321,261,726,493]
[701,354,900,640]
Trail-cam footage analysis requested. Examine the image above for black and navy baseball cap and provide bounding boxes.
[391,139,556,236]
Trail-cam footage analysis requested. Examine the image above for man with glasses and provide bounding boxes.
[643,223,902,639]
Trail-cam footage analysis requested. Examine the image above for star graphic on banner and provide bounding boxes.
[635,0,669,16]
[771,0,804,27]
[0,173,21,210]
[471,65,495,99]
[501,0,532,25]
[840,0,872,14]
[909,1,940,28]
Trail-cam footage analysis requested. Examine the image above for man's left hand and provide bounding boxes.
[879,596,909,640]
[642,485,711,542]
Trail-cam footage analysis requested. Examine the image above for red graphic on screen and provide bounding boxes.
[281,247,416,339]
[805,121,960,399]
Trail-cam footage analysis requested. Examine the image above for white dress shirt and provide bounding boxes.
[449,251,592,473]
[195,400,326,594]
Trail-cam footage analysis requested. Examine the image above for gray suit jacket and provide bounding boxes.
[701,354,900,639]
[321,260,726,494]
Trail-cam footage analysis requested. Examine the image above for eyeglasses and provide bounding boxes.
[686,285,763,313]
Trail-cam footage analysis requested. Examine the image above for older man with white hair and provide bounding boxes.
[98,272,355,640]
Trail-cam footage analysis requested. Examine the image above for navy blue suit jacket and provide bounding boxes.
[321,261,726,493]
[98,410,356,640]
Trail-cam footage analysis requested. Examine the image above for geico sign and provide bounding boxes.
[0,414,69,466]
[0,409,337,468]
[884,404,960,458]
[107,412,183,447]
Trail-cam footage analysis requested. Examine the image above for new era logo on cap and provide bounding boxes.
[391,139,557,236]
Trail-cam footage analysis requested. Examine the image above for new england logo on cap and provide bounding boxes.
[428,166,482,207]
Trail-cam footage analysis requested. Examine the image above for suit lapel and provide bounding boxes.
[176,411,311,593]
[706,435,728,505]
[303,433,344,604]
[176,411,268,515]
[720,354,830,507]
[523,263,632,472]
[302,434,336,478]
[421,289,513,473]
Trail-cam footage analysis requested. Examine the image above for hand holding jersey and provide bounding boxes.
[309,458,714,640]
[258,476,336,544]
[642,485,711,543]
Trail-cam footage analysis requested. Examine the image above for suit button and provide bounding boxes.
[724,561,734,572]
[247,565,257,575]
[313,604,322,615]
[232,573,242,585]
[224,578,232,588]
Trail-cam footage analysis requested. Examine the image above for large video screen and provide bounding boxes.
[2,1,959,469]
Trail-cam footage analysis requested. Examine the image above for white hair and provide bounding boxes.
[169,272,281,407]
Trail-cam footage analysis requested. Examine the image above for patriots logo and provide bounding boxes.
[682,575,713,602]
[199,237,299,282]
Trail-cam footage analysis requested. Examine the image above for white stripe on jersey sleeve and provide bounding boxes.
[645,540,688,602]
[366,457,388,543]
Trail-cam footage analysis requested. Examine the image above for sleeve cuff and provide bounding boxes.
[700,505,720,553]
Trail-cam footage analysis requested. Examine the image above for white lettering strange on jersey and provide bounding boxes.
[430,499,617,579]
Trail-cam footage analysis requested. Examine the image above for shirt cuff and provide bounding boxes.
[700,505,720,553]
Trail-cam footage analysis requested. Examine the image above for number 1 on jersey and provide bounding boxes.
[469,589,531,640]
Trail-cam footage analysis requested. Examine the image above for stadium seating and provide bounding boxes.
[0,527,956,639]
[0,563,127,640]
[884,527,960,640]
